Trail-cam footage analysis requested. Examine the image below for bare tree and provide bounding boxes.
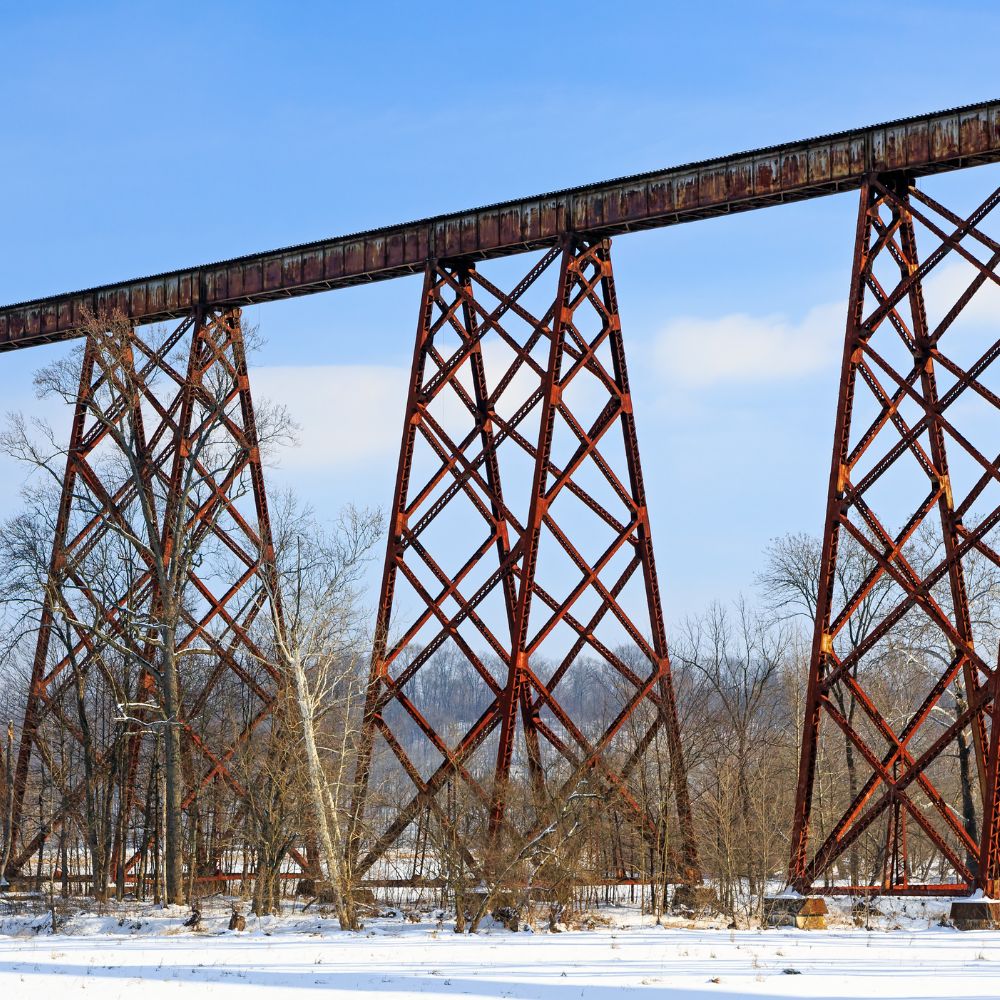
[0,502,138,899]
[757,531,894,885]
[673,599,794,920]
[234,690,307,916]
[261,497,382,930]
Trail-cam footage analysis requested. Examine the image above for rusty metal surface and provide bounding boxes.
[788,175,1000,897]
[8,308,293,878]
[2,101,999,352]
[348,238,697,883]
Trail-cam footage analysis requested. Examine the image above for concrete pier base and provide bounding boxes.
[763,895,828,929]
[950,899,1000,930]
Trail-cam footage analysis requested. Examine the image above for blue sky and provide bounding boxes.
[1,1,998,622]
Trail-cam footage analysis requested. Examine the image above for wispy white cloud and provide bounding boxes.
[651,257,1000,390]
[922,257,1000,328]
[251,364,407,469]
[652,301,845,387]
[251,337,602,474]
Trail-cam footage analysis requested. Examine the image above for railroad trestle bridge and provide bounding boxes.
[4,100,1000,901]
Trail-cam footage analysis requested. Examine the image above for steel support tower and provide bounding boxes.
[349,237,698,882]
[7,307,286,880]
[789,173,1000,896]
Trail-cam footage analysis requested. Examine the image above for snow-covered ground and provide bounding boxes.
[2,897,1000,998]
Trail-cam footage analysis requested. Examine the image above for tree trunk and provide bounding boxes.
[0,723,15,886]
[735,735,755,896]
[955,687,979,873]
[252,841,284,916]
[161,630,186,905]
[73,662,109,900]
[291,651,357,931]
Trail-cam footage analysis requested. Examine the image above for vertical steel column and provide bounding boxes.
[8,340,99,854]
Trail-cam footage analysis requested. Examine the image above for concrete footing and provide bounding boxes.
[950,899,1000,930]
[763,895,828,929]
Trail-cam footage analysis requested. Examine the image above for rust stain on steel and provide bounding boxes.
[1,99,999,352]
[349,238,699,883]
[788,175,1000,898]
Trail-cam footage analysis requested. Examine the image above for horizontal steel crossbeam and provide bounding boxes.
[2,101,999,352]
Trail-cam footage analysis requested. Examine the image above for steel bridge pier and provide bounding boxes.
[348,236,699,886]
[789,171,1000,900]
